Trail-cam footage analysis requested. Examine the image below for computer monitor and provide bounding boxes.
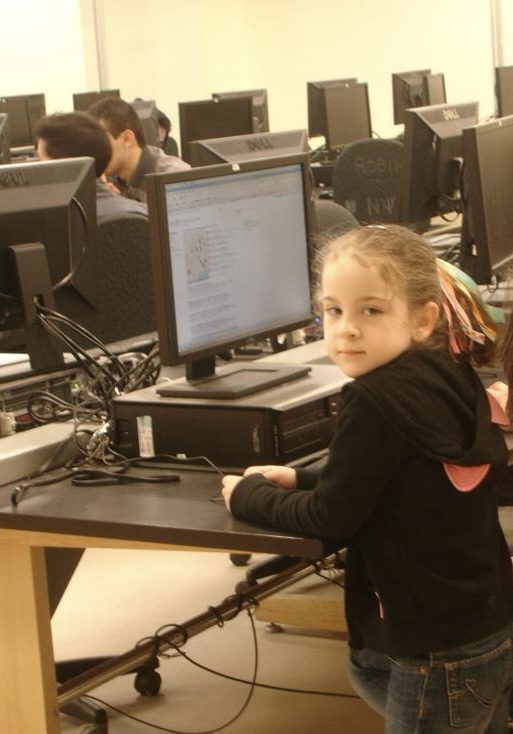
[188,129,309,167]
[0,93,46,151]
[0,157,97,370]
[0,114,10,165]
[178,97,254,164]
[72,89,121,111]
[459,115,513,284]
[392,69,432,125]
[212,89,269,133]
[322,82,372,152]
[495,66,513,118]
[422,73,447,106]
[146,153,315,399]
[307,78,358,138]
[130,98,159,146]
[400,101,479,231]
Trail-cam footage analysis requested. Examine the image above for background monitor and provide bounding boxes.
[212,89,269,133]
[460,115,513,284]
[73,89,120,111]
[0,93,46,151]
[146,154,315,398]
[0,114,10,165]
[188,129,309,167]
[178,97,254,163]
[423,73,447,106]
[307,78,358,138]
[400,101,479,231]
[322,82,372,151]
[391,69,431,124]
[495,65,513,118]
[0,157,97,369]
[130,98,159,146]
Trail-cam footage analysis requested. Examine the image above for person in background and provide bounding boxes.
[222,224,513,733]
[35,111,148,222]
[88,96,189,202]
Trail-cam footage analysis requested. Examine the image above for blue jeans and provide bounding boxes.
[346,625,513,733]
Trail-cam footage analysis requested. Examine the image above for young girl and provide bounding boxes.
[221,224,513,734]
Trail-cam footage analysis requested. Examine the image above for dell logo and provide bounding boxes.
[442,108,461,121]
[0,170,29,188]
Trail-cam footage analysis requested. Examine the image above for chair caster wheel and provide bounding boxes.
[230,553,252,566]
[134,669,162,696]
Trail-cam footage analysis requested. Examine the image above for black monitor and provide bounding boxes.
[212,89,269,133]
[460,115,513,284]
[392,69,434,124]
[307,78,358,138]
[0,93,46,151]
[495,66,513,118]
[130,98,159,146]
[0,157,97,370]
[322,82,372,152]
[188,129,309,167]
[146,154,315,399]
[73,89,120,111]
[0,114,10,165]
[178,98,254,164]
[400,101,479,231]
[422,73,447,106]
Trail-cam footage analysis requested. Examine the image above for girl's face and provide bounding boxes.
[321,253,431,378]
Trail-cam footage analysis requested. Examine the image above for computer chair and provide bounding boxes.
[332,137,404,225]
[54,214,157,348]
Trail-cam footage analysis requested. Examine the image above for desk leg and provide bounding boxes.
[0,543,60,733]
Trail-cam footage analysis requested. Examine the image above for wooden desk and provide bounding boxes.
[0,470,323,734]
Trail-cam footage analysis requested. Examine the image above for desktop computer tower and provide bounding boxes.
[111,365,346,470]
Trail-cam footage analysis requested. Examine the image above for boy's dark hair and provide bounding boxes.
[35,111,112,176]
[88,97,146,147]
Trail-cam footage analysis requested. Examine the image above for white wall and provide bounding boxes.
[1,0,506,146]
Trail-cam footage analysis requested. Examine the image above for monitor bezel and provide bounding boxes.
[146,153,316,373]
[495,65,513,118]
[187,129,309,167]
[391,69,431,125]
[211,89,269,133]
[0,114,10,165]
[178,98,254,164]
[460,114,513,284]
[322,82,372,151]
[400,101,479,230]
[307,78,358,138]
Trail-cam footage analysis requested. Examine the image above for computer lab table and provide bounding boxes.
[0,468,324,734]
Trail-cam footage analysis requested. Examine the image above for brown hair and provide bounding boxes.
[35,111,112,176]
[88,97,146,147]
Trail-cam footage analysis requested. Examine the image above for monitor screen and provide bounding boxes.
[323,82,372,151]
[0,157,97,369]
[400,101,479,231]
[188,129,309,167]
[391,69,431,124]
[130,98,159,146]
[73,89,121,111]
[178,98,254,164]
[307,78,358,138]
[0,114,10,165]
[0,93,46,150]
[146,154,315,399]
[212,89,269,133]
[495,66,513,118]
[460,115,513,284]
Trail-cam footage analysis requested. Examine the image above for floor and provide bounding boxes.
[53,548,384,734]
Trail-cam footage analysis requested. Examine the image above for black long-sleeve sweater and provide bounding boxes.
[229,349,513,656]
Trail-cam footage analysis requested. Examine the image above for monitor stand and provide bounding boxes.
[156,359,312,400]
